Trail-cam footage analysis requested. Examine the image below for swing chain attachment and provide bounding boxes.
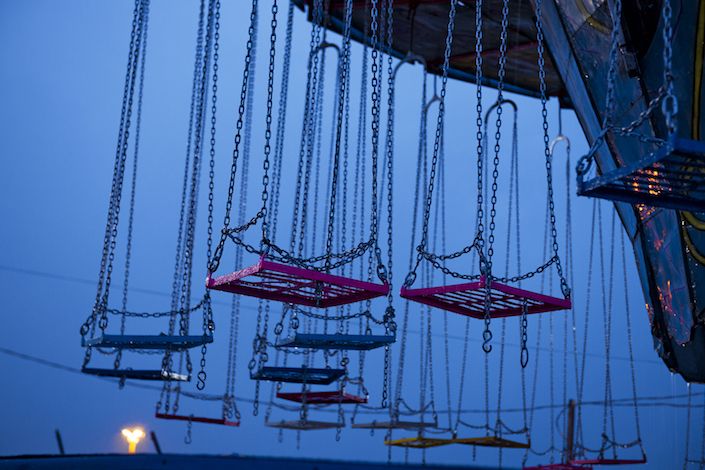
[520,300,529,368]
[184,415,193,445]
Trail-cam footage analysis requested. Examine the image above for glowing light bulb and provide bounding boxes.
[121,427,146,454]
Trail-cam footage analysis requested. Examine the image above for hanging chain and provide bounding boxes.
[577,0,677,176]
[195,0,221,391]
[115,0,150,370]
[208,0,259,274]
[520,301,529,368]
[184,415,193,444]
[259,0,279,245]
[621,224,645,456]
[403,0,457,287]
[536,0,570,300]
[93,0,148,340]
[661,0,677,135]
[158,0,208,412]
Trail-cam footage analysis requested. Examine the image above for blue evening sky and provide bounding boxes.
[0,1,699,469]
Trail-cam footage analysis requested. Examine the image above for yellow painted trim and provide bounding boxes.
[683,225,705,266]
[683,211,705,231]
[679,3,705,263]
[576,0,610,35]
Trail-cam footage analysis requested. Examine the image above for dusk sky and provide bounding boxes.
[0,2,701,469]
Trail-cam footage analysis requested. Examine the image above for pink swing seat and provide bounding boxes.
[400,275,571,319]
[207,256,389,308]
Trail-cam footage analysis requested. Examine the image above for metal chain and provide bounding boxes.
[406,0,457,288]
[196,0,221,391]
[208,0,259,274]
[577,0,677,175]
[536,0,570,300]
[259,0,279,244]
[620,219,645,456]
[157,0,207,414]
[84,0,142,341]
[97,0,148,336]
[115,0,150,369]
[661,0,677,135]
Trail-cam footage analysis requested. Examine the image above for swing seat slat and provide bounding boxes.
[400,276,570,319]
[277,390,367,404]
[276,333,395,351]
[83,334,213,351]
[250,366,345,385]
[207,256,389,308]
[155,412,240,427]
[578,136,705,212]
[81,367,189,382]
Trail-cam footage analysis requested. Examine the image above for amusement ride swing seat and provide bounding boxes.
[401,77,572,322]
[351,418,438,430]
[154,412,240,427]
[81,367,189,381]
[577,135,705,212]
[206,25,391,311]
[250,365,345,385]
[207,255,389,308]
[524,465,593,470]
[566,202,648,465]
[265,419,341,431]
[276,332,394,351]
[276,389,367,404]
[83,333,213,351]
[575,0,702,212]
[384,436,451,449]
[446,435,530,449]
[569,457,647,466]
[80,0,218,386]
[401,276,571,319]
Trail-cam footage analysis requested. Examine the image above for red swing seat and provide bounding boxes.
[155,412,240,427]
[277,390,367,404]
[207,256,389,308]
[400,275,570,319]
